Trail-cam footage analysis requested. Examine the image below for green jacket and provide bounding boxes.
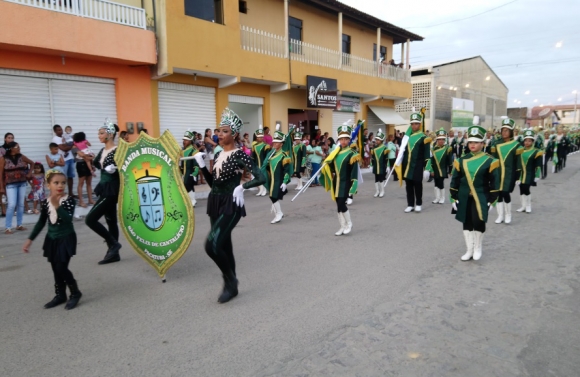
[292,142,307,171]
[251,141,271,168]
[321,146,360,198]
[29,197,76,241]
[450,152,500,223]
[427,145,453,179]
[181,145,200,186]
[519,147,543,185]
[402,131,431,182]
[265,149,292,199]
[491,139,524,192]
[370,144,390,175]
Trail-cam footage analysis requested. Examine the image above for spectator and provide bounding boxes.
[75,143,96,208]
[0,142,34,233]
[52,125,75,197]
[213,129,219,144]
[389,59,396,66]
[314,129,322,141]
[46,143,66,175]
[386,135,398,181]
[204,128,217,171]
[119,131,130,142]
[0,132,14,217]
[29,162,46,214]
[263,127,273,146]
[308,139,324,186]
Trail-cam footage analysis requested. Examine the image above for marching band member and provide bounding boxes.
[265,127,292,224]
[292,132,307,191]
[516,130,543,213]
[370,129,390,198]
[427,128,453,204]
[181,130,200,207]
[251,125,271,197]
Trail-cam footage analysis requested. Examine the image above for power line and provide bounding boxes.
[403,0,519,29]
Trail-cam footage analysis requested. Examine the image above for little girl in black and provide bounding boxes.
[23,170,82,310]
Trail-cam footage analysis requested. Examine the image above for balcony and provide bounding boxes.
[4,0,146,29]
[240,26,411,83]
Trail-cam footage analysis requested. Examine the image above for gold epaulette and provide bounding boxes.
[491,147,496,153]
[283,157,291,165]
[536,150,544,158]
[516,147,524,155]
[424,137,432,144]
[489,159,500,172]
[350,154,361,165]
[453,159,461,171]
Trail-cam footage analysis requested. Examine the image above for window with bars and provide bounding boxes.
[396,82,431,112]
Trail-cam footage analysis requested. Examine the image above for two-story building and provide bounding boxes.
[0,0,157,163]
[149,0,422,140]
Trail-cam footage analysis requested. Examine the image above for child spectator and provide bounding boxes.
[46,143,65,175]
[29,162,46,214]
[73,132,95,175]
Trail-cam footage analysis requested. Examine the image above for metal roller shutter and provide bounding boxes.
[332,111,355,139]
[366,108,384,137]
[158,82,216,144]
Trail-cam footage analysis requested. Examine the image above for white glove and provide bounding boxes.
[280,183,287,192]
[423,170,430,181]
[452,200,458,211]
[515,180,521,186]
[534,177,540,183]
[233,185,245,207]
[193,153,206,169]
[104,165,117,174]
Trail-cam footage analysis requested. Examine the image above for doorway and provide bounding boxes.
[288,109,318,140]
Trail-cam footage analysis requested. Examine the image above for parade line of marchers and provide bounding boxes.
[19,109,580,309]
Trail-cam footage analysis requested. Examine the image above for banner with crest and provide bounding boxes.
[114,131,195,278]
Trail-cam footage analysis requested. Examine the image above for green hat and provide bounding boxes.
[435,128,447,140]
[183,130,194,141]
[294,131,303,140]
[337,125,352,140]
[410,112,422,124]
[255,125,264,137]
[501,118,515,130]
[374,128,385,141]
[220,108,243,135]
[466,125,486,142]
[273,124,285,143]
[523,129,535,140]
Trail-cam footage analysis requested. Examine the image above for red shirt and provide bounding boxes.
[264,134,273,146]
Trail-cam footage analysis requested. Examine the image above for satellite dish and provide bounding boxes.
[538,108,551,117]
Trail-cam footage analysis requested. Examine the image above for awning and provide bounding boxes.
[368,106,407,125]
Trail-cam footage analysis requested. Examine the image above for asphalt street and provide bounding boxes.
[1,156,579,377]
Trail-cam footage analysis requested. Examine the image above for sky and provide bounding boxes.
[339,0,580,109]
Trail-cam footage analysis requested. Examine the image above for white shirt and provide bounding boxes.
[52,135,73,161]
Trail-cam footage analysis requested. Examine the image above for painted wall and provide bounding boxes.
[290,1,339,51]
[228,103,262,137]
[241,0,285,35]
[0,50,154,137]
[270,89,333,135]
[0,1,156,66]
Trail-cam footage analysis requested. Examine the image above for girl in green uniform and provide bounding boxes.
[370,129,390,198]
[266,128,292,224]
[450,125,500,261]
[23,170,82,310]
[181,130,201,207]
[515,130,543,214]
[427,128,453,204]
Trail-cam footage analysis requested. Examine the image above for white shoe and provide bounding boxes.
[414,205,422,212]
[379,183,385,198]
[504,202,512,224]
[472,231,484,260]
[261,186,268,196]
[432,187,440,204]
[404,206,414,213]
[495,202,505,223]
[438,188,445,204]
[335,213,346,236]
[516,195,525,212]
[461,230,474,261]
[271,202,283,224]
[525,195,532,213]
[342,211,352,235]
[294,178,303,191]
[346,198,353,205]
[373,182,380,198]
[256,186,264,196]
[189,192,197,207]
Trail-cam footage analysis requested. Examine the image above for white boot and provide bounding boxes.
[472,231,484,260]
[504,202,512,224]
[256,185,264,196]
[342,211,352,235]
[189,191,197,207]
[495,202,505,224]
[335,213,346,236]
[294,178,303,191]
[379,182,385,198]
[271,202,283,224]
[432,187,440,204]
[373,182,380,198]
[261,185,268,196]
[516,195,526,212]
[438,188,445,204]
[525,195,532,213]
[460,230,474,261]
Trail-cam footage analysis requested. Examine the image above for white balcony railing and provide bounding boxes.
[240,26,410,83]
[6,0,146,29]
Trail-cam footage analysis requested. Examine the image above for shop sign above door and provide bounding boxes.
[336,95,361,112]
[307,76,337,109]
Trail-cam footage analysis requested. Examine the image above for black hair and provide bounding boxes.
[49,142,59,149]
[34,162,45,174]
[53,124,62,132]
[119,131,128,139]
[73,132,86,143]
[4,132,13,142]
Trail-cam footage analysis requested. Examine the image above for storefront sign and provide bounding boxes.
[336,95,361,113]
[307,76,337,109]
[115,131,195,278]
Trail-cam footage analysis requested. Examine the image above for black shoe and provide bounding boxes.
[427,176,434,183]
[65,281,82,310]
[217,273,238,304]
[44,284,67,309]
[98,242,122,265]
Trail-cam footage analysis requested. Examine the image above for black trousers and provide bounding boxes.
[389,159,397,180]
[374,173,386,183]
[542,158,550,179]
[51,257,75,286]
[463,197,486,233]
[497,191,511,204]
[205,212,242,277]
[336,197,348,213]
[184,176,195,193]
[434,177,445,189]
[85,195,119,247]
[519,184,531,196]
[405,180,423,206]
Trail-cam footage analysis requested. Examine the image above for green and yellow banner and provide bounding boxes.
[115,131,195,278]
